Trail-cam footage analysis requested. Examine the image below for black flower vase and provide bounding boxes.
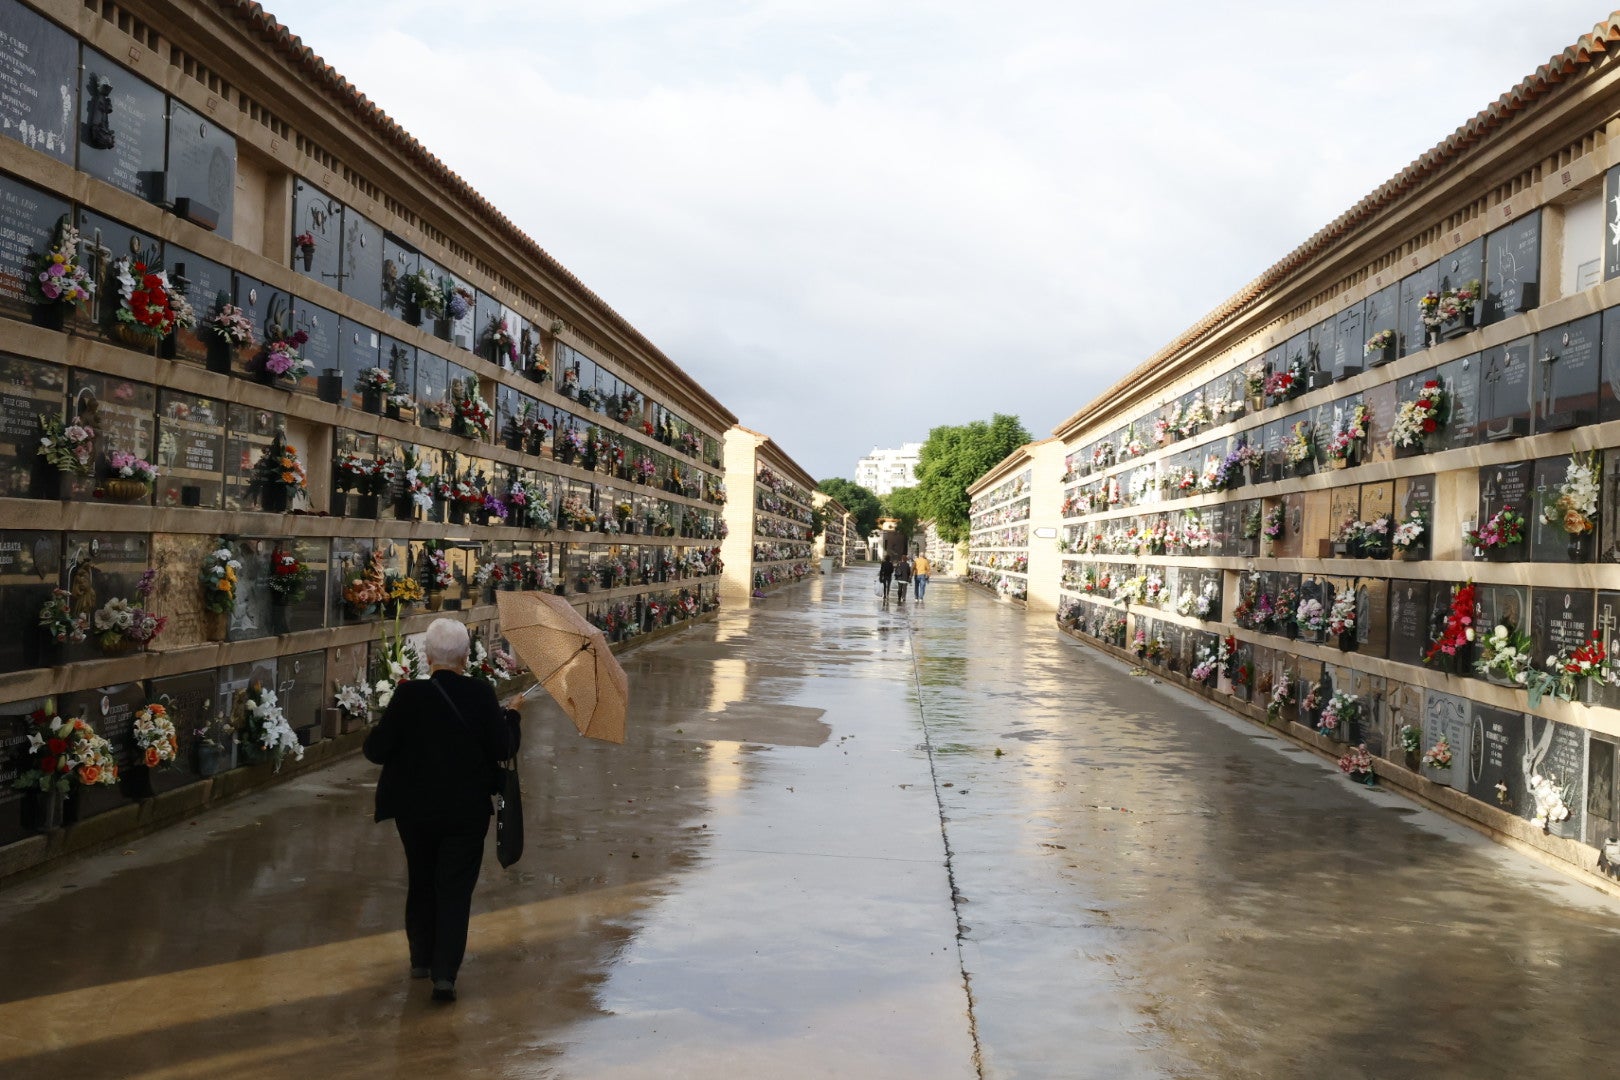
[448,503,466,525]
[356,494,381,519]
[206,335,234,374]
[361,389,383,415]
[403,299,422,327]
[1338,632,1358,653]
[261,486,289,514]
[395,495,416,522]
[1570,531,1593,563]
[32,303,67,332]
[120,764,155,800]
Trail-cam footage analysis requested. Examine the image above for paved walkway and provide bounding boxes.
[4,572,1620,1078]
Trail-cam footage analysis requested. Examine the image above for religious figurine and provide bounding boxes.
[85,74,115,150]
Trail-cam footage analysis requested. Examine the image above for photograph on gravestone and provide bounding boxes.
[380,233,417,317]
[342,207,384,303]
[0,0,75,164]
[1480,338,1533,441]
[233,273,293,378]
[1476,462,1533,561]
[279,650,327,741]
[338,317,383,410]
[1425,691,1471,791]
[147,668,217,786]
[223,402,280,511]
[0,355,64,499]
[1531,588,1596,702]
[163,246,232,364]
[292,179,344,286]
[1362,282,1399,367]
[76,209,162,342]
[166,101,235,238]
[61,532,149,664]
[78,50,164,202]
[0,530,60,673]
[0,174,71,323]
[1388,579,1434,666]
[1483,210,1541,325]
[1399,262,1440,353]
[1607,164,1620,283]
[1534,314,1600,433]
[156,390,224,509]
[64,371,155,505]
[57,682,144,819]
[1437,354,1480,451]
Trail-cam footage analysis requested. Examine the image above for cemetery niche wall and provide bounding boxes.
[0,0,760,876]
[1047,14,1620,885]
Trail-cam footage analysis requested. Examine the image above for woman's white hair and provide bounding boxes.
[423,618,470,668]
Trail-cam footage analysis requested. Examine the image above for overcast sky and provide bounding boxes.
[261,1,1615,481]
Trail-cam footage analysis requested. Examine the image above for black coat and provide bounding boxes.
[363,670,521,826]
[878,561,894,584]
[894,559,912,583]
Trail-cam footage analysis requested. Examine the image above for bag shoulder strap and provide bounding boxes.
[430,676,513,768]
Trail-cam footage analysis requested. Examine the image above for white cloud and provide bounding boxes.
[262,0,1608,479]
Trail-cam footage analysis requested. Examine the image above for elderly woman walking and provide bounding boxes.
[364,618,522,1003]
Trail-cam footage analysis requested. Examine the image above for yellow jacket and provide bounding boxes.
[912,556,931,575]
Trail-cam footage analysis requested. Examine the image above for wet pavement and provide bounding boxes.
[5,572,1620,1078]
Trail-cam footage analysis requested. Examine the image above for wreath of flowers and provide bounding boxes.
[1295,597,1325,635]
[208,304,255,348]
[107,450,157,484]
[335,449,387,494]
[396,267,446,318]
[1423,581,1476,667]
[1338,743,1375,782]
[358,367,397,395]
[486,316,519,365]
[248,433,308,504]
[342,548,388,612]
[1266,675,1296,723]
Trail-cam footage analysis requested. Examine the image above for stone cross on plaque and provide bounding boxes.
[1482,344,1531,440]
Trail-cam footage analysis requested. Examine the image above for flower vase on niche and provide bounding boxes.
[1570,532,1593,562]
[1338,632,1358,653]
[202,609,228,642]
[120,764,155,800]
[21,789,71,830]
[104,478,149,503]
[261,486,288,514]
[448,503,465,525]
[195,741,232,777]
[403,299,422,327]
[206,337,234,374]
[362,389,383,415]
[395,495,416,522]
[355,494,380,519]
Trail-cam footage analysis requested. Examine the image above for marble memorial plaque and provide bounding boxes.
[0,529,60,674]
[1274,492,1304,560]
[278,649,327,734]
[1399,263,1440,354]
[1387,579,1433,666]
[58,682,143,817]
[0,174,70,321]
[1476,462,1532,561]
[156,391,223,509]
[1483,210,1541,324]
[233,273,293,376]
[166,100,235,239]
[1607,164,1620,283]
[1425,691,1471,791]
[1360,482,1394,527]
[1438,354,1479,450]
[1529,455,1587,564]
[380,233,417,316]
[1349,669,1387,754]
[164,246,232,364]
[1599,306,1620,424]
[414,349,450,419]
[1359,578,1388,657]
[292,297,337,390]
[1478,583,1529,643]
[0,355,64,499]
[146,668,217,786]
[342,206,384,303]
[1535,314,1599,432]
[1362,283,1399,366]
[78,50,164,203]
[223,402,280,511]
[1480,337,1533,441]
[0,0,74,164]
[1302,490,1332,558]
[1332,308,1363,382]
[1394,474,1435,561]
[1518,716,1585,839]
[292,179,344,287]
[1329,486,1361,544]
[1439,237,1484,296]
[1361,380,1396,464]
[61,532,148,664]
[1531,588,1595,698]
[77,209,162,341]
[149,533,218,649]
[1467,705,1524,808]
[338,318,382,409]
[65,371,155,504]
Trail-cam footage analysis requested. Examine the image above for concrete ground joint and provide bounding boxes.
[903,614,987,1079]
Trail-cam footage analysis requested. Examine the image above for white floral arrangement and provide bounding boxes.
[244,685,303,771]
[1327,590,1357,637]
[1528,772,1571,832]
[334,680,370,722]
[1175,588,1196,617]
[1295,597,1325,634]
[1539,452,1599,536]
[1391,510,1426,550]
[1194,580,1218,618]
[1475,624,1533,685]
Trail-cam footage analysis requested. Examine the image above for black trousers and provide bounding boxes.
[395,816,490,982]
[896,580,909,601]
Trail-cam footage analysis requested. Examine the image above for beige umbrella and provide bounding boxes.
[497,591,628,744]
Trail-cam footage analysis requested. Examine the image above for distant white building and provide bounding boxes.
[855,443,922,496]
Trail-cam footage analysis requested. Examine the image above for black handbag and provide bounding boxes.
[432,679,523,868]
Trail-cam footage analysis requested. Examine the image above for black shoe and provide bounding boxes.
[431,979,457,1002]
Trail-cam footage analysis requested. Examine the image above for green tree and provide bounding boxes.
[815,477,882,537]
[882,486,924,550]
[914,414,1031,542]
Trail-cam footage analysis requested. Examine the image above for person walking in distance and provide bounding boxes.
[912,552,931,601]
[878,555,895,604]
[894,552,913,603]
[364,618,523,1003]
